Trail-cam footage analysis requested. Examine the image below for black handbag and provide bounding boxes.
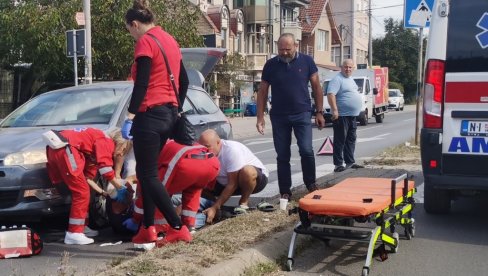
[149,34,196,146]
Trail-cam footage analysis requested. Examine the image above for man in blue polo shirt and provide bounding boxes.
[256,33,325,200]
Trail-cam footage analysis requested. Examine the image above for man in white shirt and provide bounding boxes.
[198,129,269,222]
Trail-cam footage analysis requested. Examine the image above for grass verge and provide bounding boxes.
[100,140,421,276]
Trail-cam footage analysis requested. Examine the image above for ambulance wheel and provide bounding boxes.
[424,181,451,214]
[362,267,369,276]
[286,259,294,271]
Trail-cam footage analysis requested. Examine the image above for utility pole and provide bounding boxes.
[368,0,373,67]
[269,0,273,54]
[339,24,344,66]
[82,0,92,84]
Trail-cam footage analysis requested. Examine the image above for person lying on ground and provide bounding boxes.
[115,139,219,249]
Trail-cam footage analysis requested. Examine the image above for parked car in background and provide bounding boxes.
[388,89,405,111]
[0,48,231,226]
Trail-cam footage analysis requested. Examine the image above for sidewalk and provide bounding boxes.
[228,115,271,139]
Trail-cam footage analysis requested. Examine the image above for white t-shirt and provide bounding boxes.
[217,140,269,186]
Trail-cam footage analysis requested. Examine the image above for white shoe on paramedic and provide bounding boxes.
[64,232,94,245]
[84,226,99,237]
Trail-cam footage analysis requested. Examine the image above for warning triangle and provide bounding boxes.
[317,136,333,156]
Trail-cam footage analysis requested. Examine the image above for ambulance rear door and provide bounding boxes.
[442,0,488,177]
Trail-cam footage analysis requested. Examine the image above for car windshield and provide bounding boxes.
[0,88,125,127]
[353,79,364,93]
[389,90,400,97]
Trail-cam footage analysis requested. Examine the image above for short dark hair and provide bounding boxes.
[125,0,155,25]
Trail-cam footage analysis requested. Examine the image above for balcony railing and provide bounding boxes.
[246,53,269,71]
[282,0,310,8]
[282,21,302,41]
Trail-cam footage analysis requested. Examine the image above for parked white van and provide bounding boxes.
[421,0,488,213]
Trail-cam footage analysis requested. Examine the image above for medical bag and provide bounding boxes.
[0,225,43,259]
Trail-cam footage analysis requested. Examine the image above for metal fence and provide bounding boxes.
[0,69,14,118]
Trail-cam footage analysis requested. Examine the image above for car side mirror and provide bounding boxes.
[373,88,378,95]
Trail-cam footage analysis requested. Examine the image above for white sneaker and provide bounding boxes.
[84,226,99,237]
[64,232,94,245]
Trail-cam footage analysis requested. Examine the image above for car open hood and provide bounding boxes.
[181,48,227,87]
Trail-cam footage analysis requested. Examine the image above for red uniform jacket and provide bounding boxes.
[47,127,115,183]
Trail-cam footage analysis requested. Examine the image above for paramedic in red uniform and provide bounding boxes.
[46,128,129,245]
[122,0,191,248]
[122,141,219,248]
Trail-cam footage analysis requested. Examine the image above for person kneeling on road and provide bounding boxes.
[198,129,269,223]
[121,140,220,250]
[43,127,130,245]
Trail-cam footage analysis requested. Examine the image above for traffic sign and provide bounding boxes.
[66,29,86,57]
[404,0,434,28]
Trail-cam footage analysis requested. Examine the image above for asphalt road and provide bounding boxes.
[7,107,487,276]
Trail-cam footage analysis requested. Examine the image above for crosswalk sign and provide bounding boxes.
[404,0,434,28]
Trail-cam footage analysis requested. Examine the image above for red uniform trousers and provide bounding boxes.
[133,149,219,228]
[46,147,96,233]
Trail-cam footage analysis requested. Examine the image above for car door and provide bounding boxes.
[184,88,232,139]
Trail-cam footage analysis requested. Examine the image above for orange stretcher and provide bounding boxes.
[286,174,416,276]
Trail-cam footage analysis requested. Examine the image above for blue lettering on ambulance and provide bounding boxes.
[448,137,488,153]
[473,137,488,153]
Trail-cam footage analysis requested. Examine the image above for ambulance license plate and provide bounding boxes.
[461,120,488,136]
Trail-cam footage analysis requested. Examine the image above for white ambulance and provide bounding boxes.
[422,0,488,213]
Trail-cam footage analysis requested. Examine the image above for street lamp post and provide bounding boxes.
[12,62,32,108]
[82,0,92,84]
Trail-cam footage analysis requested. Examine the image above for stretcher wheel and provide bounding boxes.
[286,259,294,271]
[405,228,412,240]
[362,267,369,276]
[404,219,416,240]
[391,232,400,253]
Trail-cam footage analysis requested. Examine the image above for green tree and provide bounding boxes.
[0,0,203,93]
[373,18,422,100]
[210,52,248,95]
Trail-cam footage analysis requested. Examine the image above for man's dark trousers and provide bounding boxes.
[270,111,316,196]
[332,116,357,166]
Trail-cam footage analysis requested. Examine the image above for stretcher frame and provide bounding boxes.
[286,174,416,276]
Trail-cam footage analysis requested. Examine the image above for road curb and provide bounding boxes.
[201,225,296,275]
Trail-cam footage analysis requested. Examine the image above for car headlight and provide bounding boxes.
[3,150,47,166]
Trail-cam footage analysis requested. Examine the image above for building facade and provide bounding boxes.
[192,0,370,111]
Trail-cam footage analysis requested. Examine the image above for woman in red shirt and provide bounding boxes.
[122,0,191,250]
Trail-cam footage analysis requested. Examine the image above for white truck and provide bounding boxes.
[321,68,389,125]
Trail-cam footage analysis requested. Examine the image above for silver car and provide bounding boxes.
[0,48,231,223]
